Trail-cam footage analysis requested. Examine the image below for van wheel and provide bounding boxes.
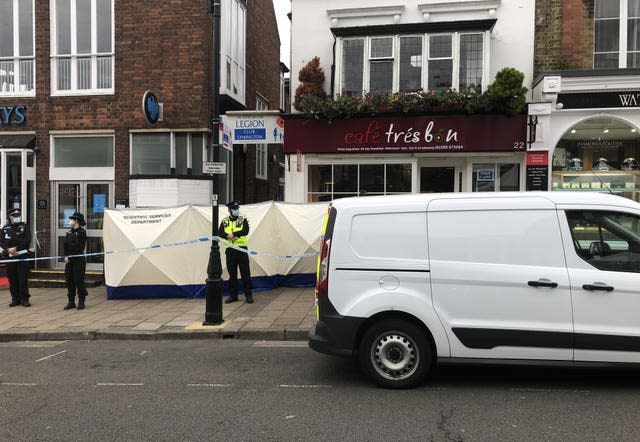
[358,319,432,389]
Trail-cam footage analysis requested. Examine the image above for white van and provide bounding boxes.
[308,192,640,388]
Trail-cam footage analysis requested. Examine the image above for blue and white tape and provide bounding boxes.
[0,236,319,265]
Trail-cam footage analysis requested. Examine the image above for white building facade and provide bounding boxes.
[284,0,535,203]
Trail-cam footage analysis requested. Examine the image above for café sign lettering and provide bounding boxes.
[0,105,26,125]
[284,115,527,154]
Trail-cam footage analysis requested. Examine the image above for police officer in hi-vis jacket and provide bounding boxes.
[218,201,253,304]
[63,212,88,310]
[0,208,31,307]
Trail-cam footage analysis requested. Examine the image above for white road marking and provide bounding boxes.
[35,350,67,363]
[253,341,308,348]
[186,383,234,388]
[277,384,333,388]
[0,340,69,348]
[510,388,590,394]
[1,382,38,386]
[140,351,148,356]
[95,383,144,386]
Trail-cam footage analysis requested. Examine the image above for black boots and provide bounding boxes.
[64,296,76,310]
[245,294,254,304]
[225,295,238,304]
[77,298,85,310]
[21,299,31,307]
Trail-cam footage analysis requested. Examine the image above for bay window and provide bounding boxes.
[0,0,34,95]
[339,32,486,96]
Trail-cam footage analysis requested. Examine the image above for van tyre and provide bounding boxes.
[359,319,432,389]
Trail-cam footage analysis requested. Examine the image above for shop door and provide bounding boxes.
[420,167,455,193]
[55,182,111,270]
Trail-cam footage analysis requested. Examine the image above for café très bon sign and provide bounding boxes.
[284,115,527,154]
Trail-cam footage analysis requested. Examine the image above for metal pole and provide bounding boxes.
[203,0,223,325]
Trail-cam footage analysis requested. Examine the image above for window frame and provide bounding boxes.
[337,31,488,96]
[0,0,35,97]
[222,0,246,104]
[50,0,115,96]
[306,162,414,202]
[129,131,208,176]
[594,0,640,68]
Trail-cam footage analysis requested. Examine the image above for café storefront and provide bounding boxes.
[283,114,528,202]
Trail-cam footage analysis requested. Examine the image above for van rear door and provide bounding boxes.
[428,197,574,361]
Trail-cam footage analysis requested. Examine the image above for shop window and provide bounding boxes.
[54,136,114,167]
[340,32,485,96]
[0,0,34,95]
[51,0,113,94]
[594,0,640,68]
[131,132,207,176]
[472,163,520,192]
[307,163,412,202]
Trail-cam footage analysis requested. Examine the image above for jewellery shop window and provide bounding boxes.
[307,163,412,202]
[552,136,640,202]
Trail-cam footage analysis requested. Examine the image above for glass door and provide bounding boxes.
[420,167,455,193]
[55,181,112,270]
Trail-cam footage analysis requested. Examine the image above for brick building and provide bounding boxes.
[0,0,283,271]
[529,0,640,199]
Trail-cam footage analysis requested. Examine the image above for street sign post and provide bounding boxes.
[203,161,227,174]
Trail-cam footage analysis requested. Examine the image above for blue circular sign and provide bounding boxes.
[142,90,159,124]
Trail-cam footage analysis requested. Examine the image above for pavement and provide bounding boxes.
[0,285,317,342]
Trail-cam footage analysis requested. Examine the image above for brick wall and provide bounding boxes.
[534,0,595,76]
[0,0,214,259]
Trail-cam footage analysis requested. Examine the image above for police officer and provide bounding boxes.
[218,201,253,304]
[0,209,31,307]
[63,212,88,310]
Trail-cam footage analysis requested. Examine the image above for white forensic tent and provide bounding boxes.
[103,202,327,299]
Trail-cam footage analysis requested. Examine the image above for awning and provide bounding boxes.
[0,135,36,149]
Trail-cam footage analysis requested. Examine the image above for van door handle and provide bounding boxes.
[527,280,558,288]
[582,283,614,292]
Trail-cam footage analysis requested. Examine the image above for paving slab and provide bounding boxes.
[0,285,316,341]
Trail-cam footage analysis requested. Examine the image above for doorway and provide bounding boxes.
[420,167,456,193]
[54,181,112,270]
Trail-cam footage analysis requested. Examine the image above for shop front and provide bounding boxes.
[283,114,528,202]
[0,133,37,246]
[530,71,640,201]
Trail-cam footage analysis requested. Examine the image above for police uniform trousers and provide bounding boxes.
[65,257,88,301]
[6,260,29,302]
[225,247,252,296]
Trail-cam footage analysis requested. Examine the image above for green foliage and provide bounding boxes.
[297,66,528,119]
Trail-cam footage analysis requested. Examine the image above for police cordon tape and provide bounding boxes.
[0,236,319,265]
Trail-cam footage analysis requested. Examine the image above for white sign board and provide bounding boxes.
[222,113,285,144]
[203,162,226,174]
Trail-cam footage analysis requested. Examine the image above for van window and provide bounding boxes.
[566,210,640,273]
[350,212,427,260]
[428,209,565,266]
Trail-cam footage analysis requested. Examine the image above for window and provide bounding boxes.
[307,163,412,202]
[0,0,34,95]
[53,136,114,167]
[224,0,246,103]
[130,132,208,176]
[255,96,268,180]
[51,0,114,94]
[472,163,520,192]
[340,32,485,95]
[566,210,640,272]
[594,0,640,68]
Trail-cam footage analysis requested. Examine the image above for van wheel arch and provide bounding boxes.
[355,311,437,364]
